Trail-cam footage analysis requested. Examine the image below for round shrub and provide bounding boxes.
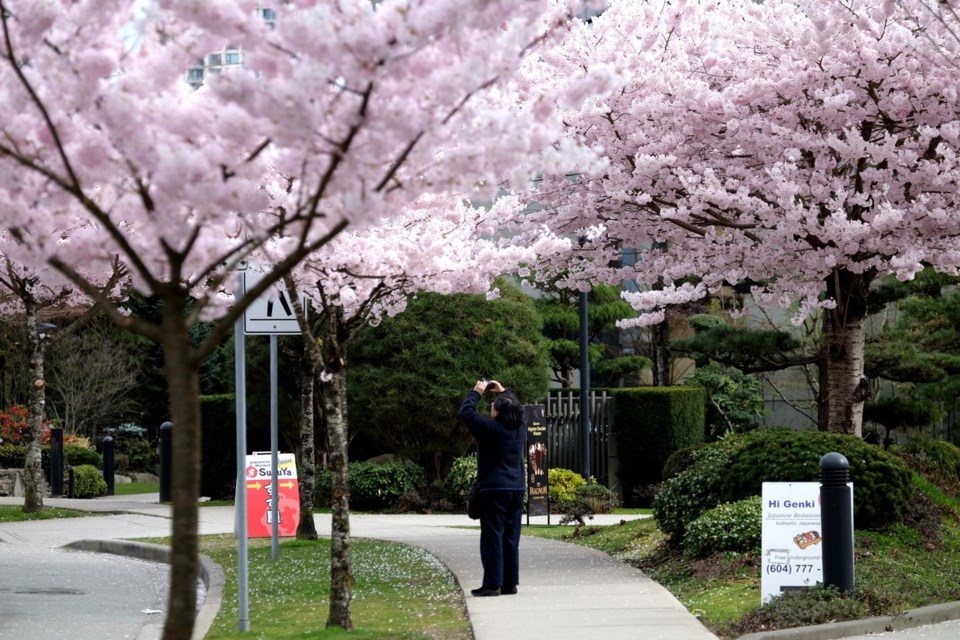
[548,468,586,506]
[720,429,913,530]
[72,464,107,499]
[575,483,619,514]
[316,460,426,511]
[115,438,157,474]
[442,455,477,506]
[683,496,761,557]
[66,444,101,469]
[652,443,734,541]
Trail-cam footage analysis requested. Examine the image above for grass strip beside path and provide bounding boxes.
[200,535,471,640]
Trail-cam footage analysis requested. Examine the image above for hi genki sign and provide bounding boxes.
[761,482,823,604]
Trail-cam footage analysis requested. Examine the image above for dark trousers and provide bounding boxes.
[478,490,524,589]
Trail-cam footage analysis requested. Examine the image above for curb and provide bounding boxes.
[63,539,225,640]
[736,601,960,640]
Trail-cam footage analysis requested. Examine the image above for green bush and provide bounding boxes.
[0,443,25,468]
[654,429,915,543]
[548,468,586,506]
[317,461,426,511]
[66,444,101,469]
[653,444,734,541]
[896,439,960,478]
[115,437,156,474]
[72,464,108,499]
[721,429,913,530]
[442,455,477,506]
[731,586,872,636]
[683,496,761,557]
[610,387,705,506]
[575,483,619,514]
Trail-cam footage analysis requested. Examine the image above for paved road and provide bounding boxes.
[0,544,168,640]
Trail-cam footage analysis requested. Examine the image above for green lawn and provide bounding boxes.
[200,535,471,640]
[114,482,159,495]
[0,505,89,522]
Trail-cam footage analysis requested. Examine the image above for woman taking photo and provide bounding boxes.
[459,379,525,597]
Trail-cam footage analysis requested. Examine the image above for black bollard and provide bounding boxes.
[820,452,855,593]
[159,422,172,503]
[102,436,115,496]
[50,427,64,497]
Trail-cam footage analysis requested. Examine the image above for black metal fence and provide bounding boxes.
[543,391,613,486]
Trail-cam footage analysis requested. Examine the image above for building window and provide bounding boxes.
[208,53,222,66]
[187,68,204,81]
[226,50,241,65]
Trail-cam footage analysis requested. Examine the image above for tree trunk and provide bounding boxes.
[159,306,202,640]
[818,269,872,437]
[324,368,353,630]
[297,344,318,540]
[650,316,671,387]
[22,297,44,513]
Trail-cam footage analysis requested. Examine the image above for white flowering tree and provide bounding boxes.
[519,0,960,436]
[0,0,591,636]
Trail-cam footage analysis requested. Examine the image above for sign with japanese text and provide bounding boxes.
[244,452,300,538]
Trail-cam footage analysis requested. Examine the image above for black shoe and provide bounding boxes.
[471,586,500,597]
[501,586,518,595]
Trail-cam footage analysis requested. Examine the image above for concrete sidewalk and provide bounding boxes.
[0,493,717,640]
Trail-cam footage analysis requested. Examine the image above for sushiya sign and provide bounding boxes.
[244,453,301,538]
[761,482,823,604]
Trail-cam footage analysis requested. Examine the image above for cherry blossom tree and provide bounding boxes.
[0,245,125,512]
[521,0,960,436]
[0,1,591,637]
[282,193,568,627]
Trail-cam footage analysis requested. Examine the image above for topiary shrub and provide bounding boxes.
[894,439,960,496]
[72,464,108,499]
[683,496,762,558]
[575,483,619,514]
[317,460,426,511]
[548,468,586,506]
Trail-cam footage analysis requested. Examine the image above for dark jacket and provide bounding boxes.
[459,390,525,491]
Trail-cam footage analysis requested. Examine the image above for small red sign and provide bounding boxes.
[244,453,300,538]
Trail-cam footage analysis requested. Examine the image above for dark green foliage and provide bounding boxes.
[670,314,806,374]
[72,464,108,499]
[610,386,705,506]
[200,394,237,500]
[653,444,733,541]
[898,439,960,477]
[317,461,426,511]
[575,483,619,514]
[0,443,25,468]
[683,496,761,557]
[730,586,872,636]
[65,444,101,469]
[654,429,914,543]
[113,437,157,474]
[442,455,477,507]
[721,429,913,530]
[348,282,550,479]
[686,363,764,440]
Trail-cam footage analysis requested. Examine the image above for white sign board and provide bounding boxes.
[242,269,305,335]
[761,482,823,604]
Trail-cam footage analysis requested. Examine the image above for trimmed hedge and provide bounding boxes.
[73,464,108,498]
[610,387,705,506]
[548,468,587,506]
[683,496,762,557]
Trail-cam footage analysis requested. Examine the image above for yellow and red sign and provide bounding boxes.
[244,453,300,538]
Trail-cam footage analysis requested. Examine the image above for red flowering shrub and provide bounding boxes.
[0,406,60,445]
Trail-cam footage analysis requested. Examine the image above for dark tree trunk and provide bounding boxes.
[650,317,671,387]
[323,369,353,630]
[159,301,202,640]
[297,343,318,540]
[22,296,44,513]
